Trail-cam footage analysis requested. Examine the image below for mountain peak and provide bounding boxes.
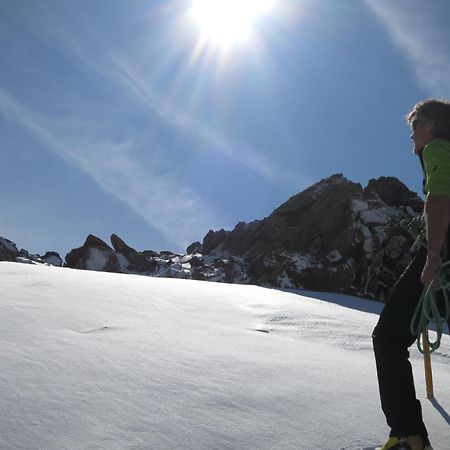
[1,174,424,300]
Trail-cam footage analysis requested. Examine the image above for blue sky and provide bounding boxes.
[1,0,449,257]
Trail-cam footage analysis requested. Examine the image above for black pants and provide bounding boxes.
[372,246,450,440]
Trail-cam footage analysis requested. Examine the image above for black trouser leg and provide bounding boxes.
[372,247,429,439]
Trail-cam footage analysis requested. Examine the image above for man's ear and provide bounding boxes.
[425,121,435,138]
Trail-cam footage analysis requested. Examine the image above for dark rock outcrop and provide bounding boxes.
[41,251,63,267]
[188,174,423,299]
[111,234,156,272]
[186,241,203,254]
[365,176,423,211]
[65,234,161,275]
[65,235,120,272]
[0,237,19,261]
[0,236,62,266]
[2,173,425,302]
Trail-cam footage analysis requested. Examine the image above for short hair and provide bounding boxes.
[406,99,450,140]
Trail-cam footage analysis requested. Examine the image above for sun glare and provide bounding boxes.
[190,0,274,48]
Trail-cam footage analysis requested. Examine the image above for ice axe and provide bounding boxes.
[422,326,434,399]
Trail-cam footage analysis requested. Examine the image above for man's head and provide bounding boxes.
[406,99,450,154]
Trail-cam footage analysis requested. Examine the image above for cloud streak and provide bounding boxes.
[32,7,290,188]
[1,2,306,250]
[365,0,450,97]
[0,89,219,249]
[106,50,291,185]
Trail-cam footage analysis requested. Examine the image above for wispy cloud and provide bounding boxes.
[31,7,290,188]
[106,50,291,185]
[1,2,305,251]
[365,0,450,96]
[0,89,219,249]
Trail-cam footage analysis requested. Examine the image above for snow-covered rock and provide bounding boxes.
[1,174,425,301]
[40,251,63,267]
[187,174,423,299]
[0,236,62,266]
[65,235,120,273]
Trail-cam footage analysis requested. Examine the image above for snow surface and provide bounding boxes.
[86,248,110,271]
[1,262,449,450]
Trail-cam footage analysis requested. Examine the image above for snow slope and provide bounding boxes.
[1,262,449,450]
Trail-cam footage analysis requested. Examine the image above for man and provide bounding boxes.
[372,99,450,450]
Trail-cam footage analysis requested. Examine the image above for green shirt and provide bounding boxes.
[422,138,450,198]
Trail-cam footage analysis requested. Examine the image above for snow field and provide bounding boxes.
[1,262,449,450]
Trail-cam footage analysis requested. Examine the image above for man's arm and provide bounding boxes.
[421,196,450,286]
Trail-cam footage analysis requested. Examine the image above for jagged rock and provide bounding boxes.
[0,237,19,261]
[189,256,204,268]
[1,237,62,267]
[186,241,203,254]
[86,235,112,250]
[192,268,207,281]
[197,174,363,258]
[110,234,156,272]
[65,234,119,272]
[219,221,261,255]
[18,249,41,263]
[40,251,63,267]
[296,262,356,294]
[364,250,384,297]
[248,253,281,281]
[4,173,425,301]
[166,266,191,279]
[365,177,423,212]
[196,174,423,298]
[202,229,229,254]
[383,235,408,264]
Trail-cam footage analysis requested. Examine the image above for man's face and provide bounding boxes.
[410,119,434,155]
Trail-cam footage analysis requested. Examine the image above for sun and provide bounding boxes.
[190,0,274,48]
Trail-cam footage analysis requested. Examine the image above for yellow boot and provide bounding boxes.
[378,435,432,450]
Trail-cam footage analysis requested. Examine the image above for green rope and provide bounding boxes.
[410,262,450,354]
[400,215,450,353]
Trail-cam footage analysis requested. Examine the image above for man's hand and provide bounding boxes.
[421,252,441,289]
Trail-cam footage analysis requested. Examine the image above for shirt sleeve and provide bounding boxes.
[422,139,450,198]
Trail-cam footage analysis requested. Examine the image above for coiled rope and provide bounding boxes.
[410,263,450,354]
[400,215,450,354]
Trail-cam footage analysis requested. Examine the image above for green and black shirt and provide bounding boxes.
[420,138,450,198]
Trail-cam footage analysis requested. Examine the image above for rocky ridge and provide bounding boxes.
[0,236,63,267]
[1,174,423,300]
